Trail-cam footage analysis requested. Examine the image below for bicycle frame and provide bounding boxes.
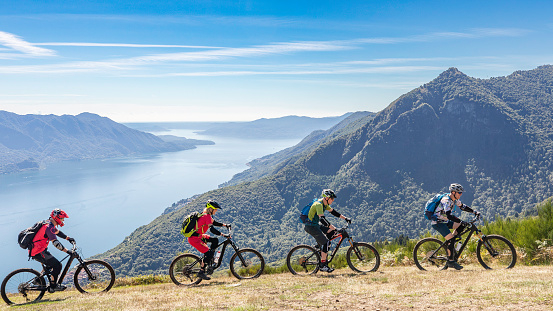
[194,228,248,270]
[433,217,490,261]
[322,225,356,264]
[34,244,93,290]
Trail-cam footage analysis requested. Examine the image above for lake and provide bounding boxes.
[0,127,300,279]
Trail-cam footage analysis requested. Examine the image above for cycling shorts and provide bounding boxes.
[432,221,454,237]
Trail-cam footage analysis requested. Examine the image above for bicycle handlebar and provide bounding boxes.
[469,214,482,224]
[337,221,351,232]
[224,226,232,239]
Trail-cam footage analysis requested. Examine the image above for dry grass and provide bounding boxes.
[2,265,552,310]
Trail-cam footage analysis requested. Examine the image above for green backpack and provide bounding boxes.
[180,212,205,237]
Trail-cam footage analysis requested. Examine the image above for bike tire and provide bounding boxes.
[413,237,448,271]
[73,260,116,294]
[1,268,46,305]
[476,235,517,269]
[286,245,320,275]
[346,242,380,273]
[229,248,265,280]
[169,254,202,286]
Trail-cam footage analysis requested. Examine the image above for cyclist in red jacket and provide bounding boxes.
[30,209,76,292]
[187,200,231,280]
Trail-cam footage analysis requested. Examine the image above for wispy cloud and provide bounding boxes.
[0,27,529,74]
[354,28,529,45]
[0,31,56,57]
[34,42,223,49]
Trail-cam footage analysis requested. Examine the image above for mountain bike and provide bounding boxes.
[286,223,380,275]
[1,242,115,305]
[169,227,265,286]
[413,216,517,270]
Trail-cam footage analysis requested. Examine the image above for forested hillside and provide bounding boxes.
[0,112,212,174]
[97,65,553,277]
[221,111,375,187]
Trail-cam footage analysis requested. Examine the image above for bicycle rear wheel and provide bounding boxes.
[476,235,517,269]
[1,269,46,305]
[413,238,448,271]
[169,254,202,286]
[346,242,380,273]
[286,245,320,275]
[74,260,116,294]
[230,248,265,279]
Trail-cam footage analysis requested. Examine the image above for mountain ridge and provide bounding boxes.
[97,65,553,277]
[0,111,213,174]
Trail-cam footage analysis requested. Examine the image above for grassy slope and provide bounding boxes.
[3,265,552,310]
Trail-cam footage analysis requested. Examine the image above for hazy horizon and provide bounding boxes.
[1,1,552,122]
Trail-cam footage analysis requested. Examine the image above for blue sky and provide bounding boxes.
[1,0,552,122]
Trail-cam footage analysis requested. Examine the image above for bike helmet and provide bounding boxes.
[51,208,69,227]
[206,200,222,210]
[449,183,464,193]
[321,189,337,199]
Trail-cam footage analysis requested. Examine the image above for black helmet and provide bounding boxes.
[321,189,337,199]
[206,200,222,210]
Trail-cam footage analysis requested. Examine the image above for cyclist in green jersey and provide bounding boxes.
[303,189,351,272]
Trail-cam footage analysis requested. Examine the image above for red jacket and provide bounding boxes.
[30,222,58,256]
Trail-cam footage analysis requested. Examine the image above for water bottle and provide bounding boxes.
[455,241,462,252]
[213,250,221,263]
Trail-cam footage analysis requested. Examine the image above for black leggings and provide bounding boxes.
[32,250,62,284]
[202,236,219,265]
[304,225,333,253]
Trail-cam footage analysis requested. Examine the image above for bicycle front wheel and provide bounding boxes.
[230,248,265,279]
[346,242,380,273]
[1,268,46,305]
[169,254,202,286]
[286,245,320,275]
[476,235,517,269]
[74,260,116,294]
[413,238,448,271]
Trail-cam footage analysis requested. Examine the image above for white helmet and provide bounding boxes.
[321,189,337,199]
[449,183,464,193]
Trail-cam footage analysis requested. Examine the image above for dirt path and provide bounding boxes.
[2,265,552,310]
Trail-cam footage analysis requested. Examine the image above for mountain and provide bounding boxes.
[196,114,355,139]
[0,111,213,174]
[220,111,375,187]
[125,114,355,140]
[96,65,553,277]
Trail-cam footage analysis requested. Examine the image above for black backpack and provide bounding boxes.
[18,221,46,253]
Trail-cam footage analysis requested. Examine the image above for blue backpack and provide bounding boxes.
[424,193,449,220]
[299,199,318,224]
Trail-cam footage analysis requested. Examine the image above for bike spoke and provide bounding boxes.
[74,260,115,294]
[477,235,516,269]
[413,238,448,271]
[1,269,46,305]
[286,245,320,275]
[347,242,380,273]
[230,249,265,280]
[169,254,202,286]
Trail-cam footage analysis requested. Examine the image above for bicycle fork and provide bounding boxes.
[476,233,499,257]
[348,238,365,261]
